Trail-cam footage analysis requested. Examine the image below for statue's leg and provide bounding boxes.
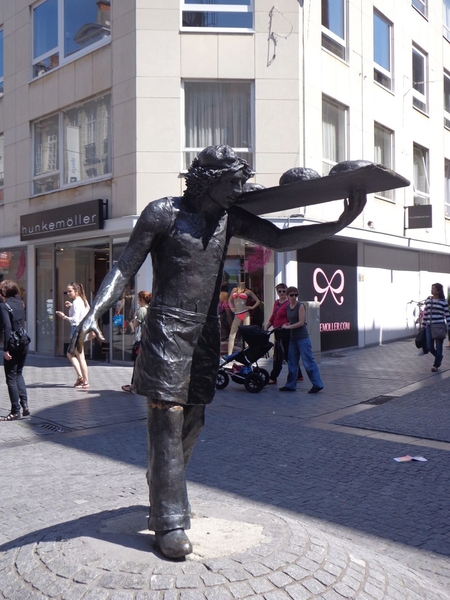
[147,400,199,558]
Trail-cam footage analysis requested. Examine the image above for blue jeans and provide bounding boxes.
[285,337,323,390]
[426,328,444,368]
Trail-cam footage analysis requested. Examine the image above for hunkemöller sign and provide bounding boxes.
[20,199,106,241]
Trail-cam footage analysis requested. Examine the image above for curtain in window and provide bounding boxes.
[322,100,345,163]
[444,0,450,30]
[185,81,251,151]
[445,160,450,213]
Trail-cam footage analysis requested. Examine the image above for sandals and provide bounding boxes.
[121,384,133,393]
[74,376,84,388]
[77,383,90,389]
[1,413,21,421]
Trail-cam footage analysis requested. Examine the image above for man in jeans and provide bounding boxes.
[265,282,303,384]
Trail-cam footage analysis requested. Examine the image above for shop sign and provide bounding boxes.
[0,251,10,268]
[407,204,432,229]
[20,199,106,241]
[298,239,358,351]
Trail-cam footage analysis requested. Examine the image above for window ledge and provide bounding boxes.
[30,174,112,199]
[180,29,254,34]
[321,46,349,67]
[412,105,429,118]
[373,80,395,96]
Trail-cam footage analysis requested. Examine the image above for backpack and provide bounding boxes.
[4,302,31,350]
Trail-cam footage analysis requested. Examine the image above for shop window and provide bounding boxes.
[32,0,111,78]
[0,133,4,202]
[183,80,253,170]
[32,94,111,195]
[373,11,392,90]
[374,123,394,200]
[412,45,428,113]
[181,0,253,31]
[412,0,427,18]
[321,0,346,60]
[445,159,450,217]
[322,95,347,175]
[413,143,430,205]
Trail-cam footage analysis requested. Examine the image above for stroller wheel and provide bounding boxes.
[254,367,270,385]
[244,372,265,394]
[216,369,230,390]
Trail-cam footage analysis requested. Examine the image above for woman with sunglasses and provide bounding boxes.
[279,286,323,393]
[265,283,303,384]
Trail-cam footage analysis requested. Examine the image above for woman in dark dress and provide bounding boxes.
[0,279,30,420]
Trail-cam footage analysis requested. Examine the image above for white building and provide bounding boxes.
[0,0,449,360]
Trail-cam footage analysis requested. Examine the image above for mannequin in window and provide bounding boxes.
[227,282,260,355]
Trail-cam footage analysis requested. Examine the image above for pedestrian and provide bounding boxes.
[70,145,365,558]
[265,282,303,384]
[0,279,30,420]
[421,283,450,373]
[279,286,324,394]
[122,290,152,393]
[56,282,91,389]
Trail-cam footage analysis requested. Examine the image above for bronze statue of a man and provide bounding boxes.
[71,145,366,559]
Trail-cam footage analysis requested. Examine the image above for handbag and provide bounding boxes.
[113,314,124,327]
[131,340,140,361]
[431,322,447,340]
[4,302,31,350]
[415,328,426,349]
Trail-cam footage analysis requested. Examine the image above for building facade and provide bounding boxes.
[1,0,450,360]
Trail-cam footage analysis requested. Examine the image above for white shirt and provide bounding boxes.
[68,296,90,326]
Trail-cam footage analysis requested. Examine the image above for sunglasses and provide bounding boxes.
[289,293,298,297]
[277,289,287,293]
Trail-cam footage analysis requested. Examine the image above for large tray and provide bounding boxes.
[235,163,410,215]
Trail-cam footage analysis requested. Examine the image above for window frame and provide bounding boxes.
[373,10,392,91]
[31,0,111,80]
[0,29,4,95]
[413,143,430,205]
[444,0,450,41]
[180,1,254,33]
[412,0,427,18]
[31,94,112,197]
[374,122,394,201]
[321,0,347,61]
[412,44,428,113]
[444,71,450,129]
[182,79,254,171]
[321,95,348,176]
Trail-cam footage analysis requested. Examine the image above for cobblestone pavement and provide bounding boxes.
[1,339,450,599]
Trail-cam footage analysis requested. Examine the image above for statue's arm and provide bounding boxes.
[230,188,366,252]
[69,201,168,351]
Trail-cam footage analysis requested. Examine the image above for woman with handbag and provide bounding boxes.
[421,283,450,372]
[122,291,152,393]
[0,280,30,421]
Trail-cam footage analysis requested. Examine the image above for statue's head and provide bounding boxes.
[184,145,254,200]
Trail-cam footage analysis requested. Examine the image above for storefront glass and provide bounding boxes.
[111,241,136,362]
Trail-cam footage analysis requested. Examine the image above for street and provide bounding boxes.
[1,339,450,599]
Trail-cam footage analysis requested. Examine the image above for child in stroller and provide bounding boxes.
[216,325,274,393]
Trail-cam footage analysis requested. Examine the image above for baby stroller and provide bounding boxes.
[216,325,273,393]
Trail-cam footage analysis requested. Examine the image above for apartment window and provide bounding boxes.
[322,96,347,175]
[0,29,3,94]
[321,0,346,60]
[413,144,430,205]
[412,45,428,112]
[445,160,450,217]
[182,1,253,31]
[444,0,450,41]
[32,94,111,195]
[373,11,392,90]
[32,0,111,78]
[374,123,394,200]
[183,81,253,170]
[412,0,427,18]
[444,71,450,128]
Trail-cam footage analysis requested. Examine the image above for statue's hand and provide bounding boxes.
[68,313,104,354]
[338,187,366,227]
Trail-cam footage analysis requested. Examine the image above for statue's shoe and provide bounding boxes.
[155,528,193,559]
